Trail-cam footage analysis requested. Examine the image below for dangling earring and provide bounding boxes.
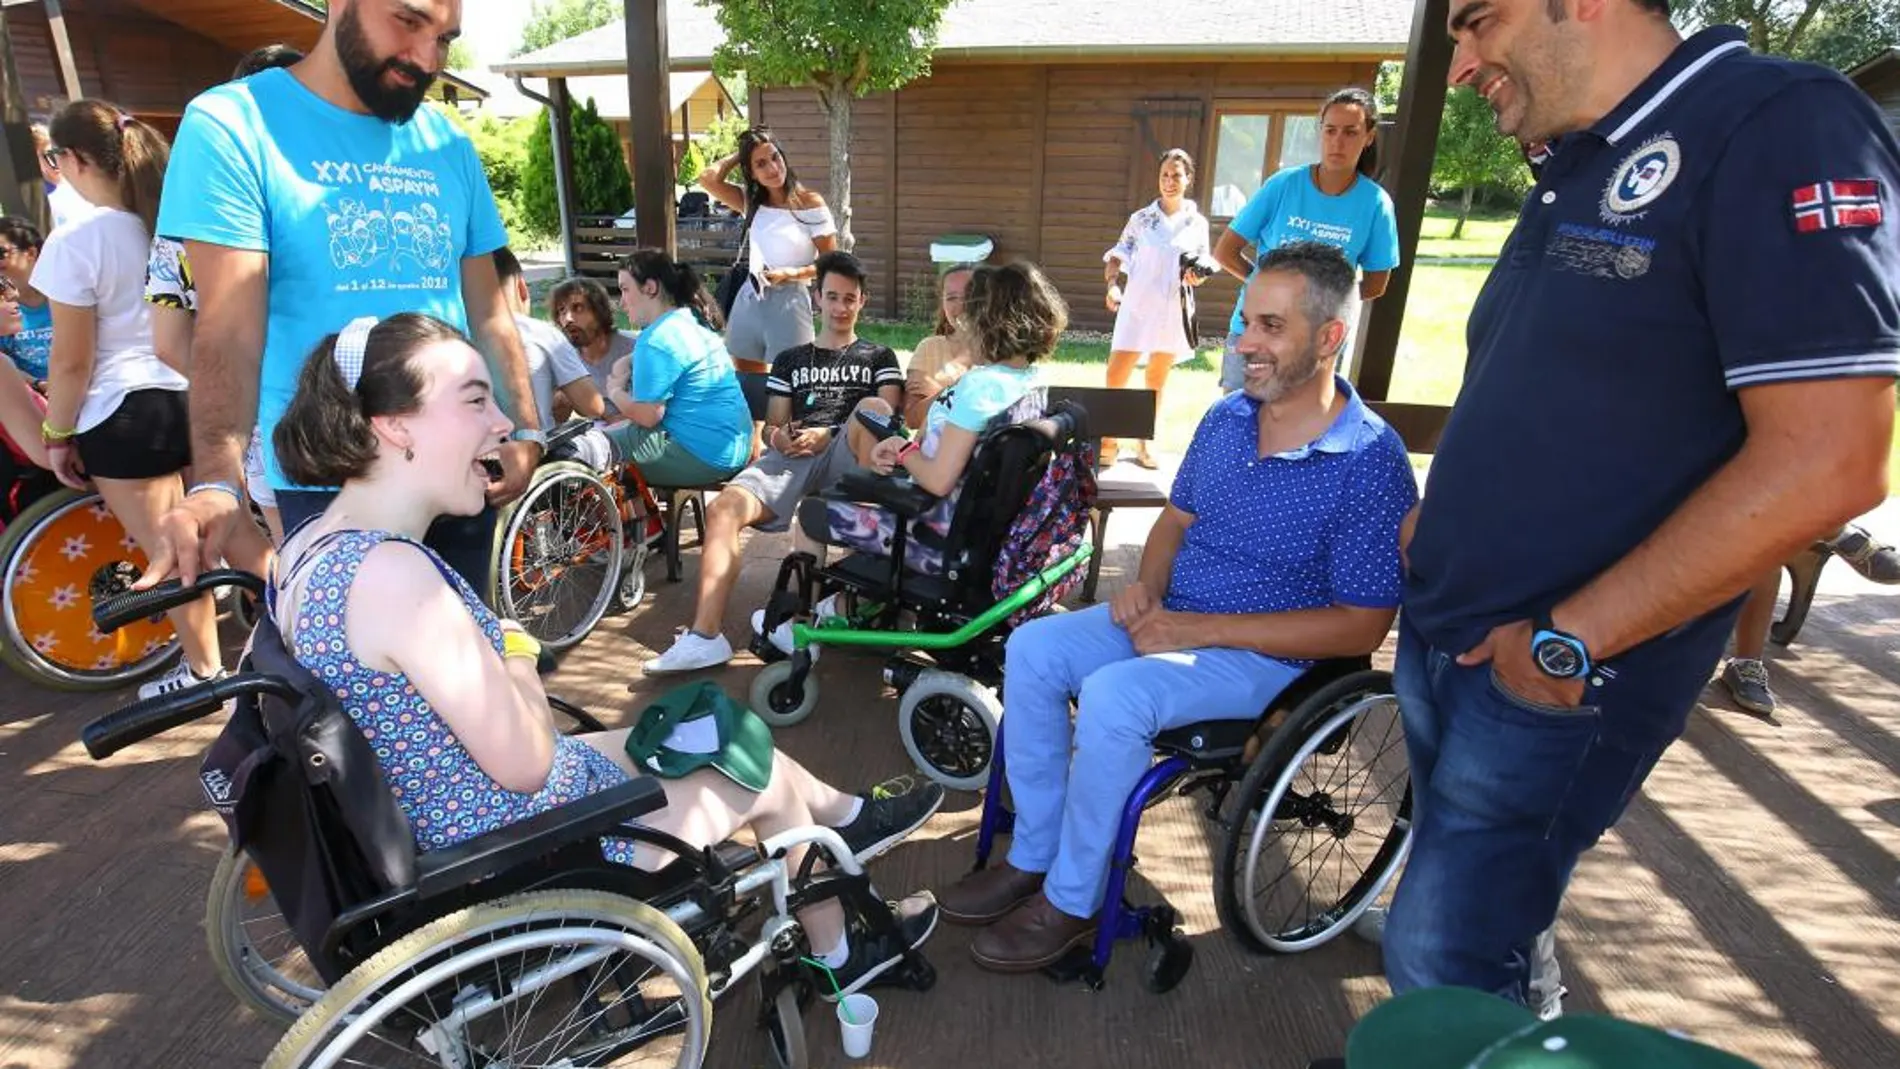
[404,446,414,461]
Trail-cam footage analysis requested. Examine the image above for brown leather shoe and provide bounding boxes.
[970,892,1097,973]
[937,862,1044,926]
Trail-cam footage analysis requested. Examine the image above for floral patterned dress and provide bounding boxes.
[275,529,640,865]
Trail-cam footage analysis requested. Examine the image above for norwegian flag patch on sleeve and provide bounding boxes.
[1791,179,1884,233]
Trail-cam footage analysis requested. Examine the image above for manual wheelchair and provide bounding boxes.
[83,569,936,1068]
[974,655,1413,992]
[746,402,1093,791]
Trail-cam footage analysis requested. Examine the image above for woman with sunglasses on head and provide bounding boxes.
[1102,148,1212,468]
[31,99,224,700]
[268,312,944,997]
[699,129,838,380]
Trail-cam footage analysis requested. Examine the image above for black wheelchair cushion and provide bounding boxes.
[1154,719,1258,763]
[825,470,941,518]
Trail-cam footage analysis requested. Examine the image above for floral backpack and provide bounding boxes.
[991,422,1097,625]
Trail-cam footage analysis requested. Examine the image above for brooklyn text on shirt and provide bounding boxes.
[784,361,886,388]
[1281,215,1355,246]
[1598,132,1681,226]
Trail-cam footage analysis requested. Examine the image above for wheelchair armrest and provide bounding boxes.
[545,418,593,455]
[414,776,671,898]
[821,469,941,518]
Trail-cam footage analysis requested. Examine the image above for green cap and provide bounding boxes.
[1347,989,1763,1069]
[624,680,775,792]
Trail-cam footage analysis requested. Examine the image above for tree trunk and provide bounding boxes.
[819,77,855,251]
[1452,182,1474,240]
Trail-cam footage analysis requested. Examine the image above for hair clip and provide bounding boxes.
[334,316,379,389]
[115,111,132,131]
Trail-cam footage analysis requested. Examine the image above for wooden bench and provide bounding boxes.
[571,212,744,288]
[1046,385,1167,602]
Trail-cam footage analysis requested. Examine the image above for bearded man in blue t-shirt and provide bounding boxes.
[146,0,541,596]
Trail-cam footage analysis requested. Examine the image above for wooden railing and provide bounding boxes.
[571,212,746,286]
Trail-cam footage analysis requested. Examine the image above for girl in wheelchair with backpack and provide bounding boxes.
[266,311,945,999]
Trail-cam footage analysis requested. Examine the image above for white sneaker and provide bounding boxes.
[642,629,734,674]
[1351,906,1387,945]
[750,594,842,658]
[138,660,224,702]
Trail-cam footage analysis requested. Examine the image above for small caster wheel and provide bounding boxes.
[897,671,1000,791]
[750,660,819,727]
[1142,929,1194,993]
[764,980,807,1069]
[611,542,649,613]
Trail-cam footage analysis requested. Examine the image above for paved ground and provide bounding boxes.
[2,492,1897,1068]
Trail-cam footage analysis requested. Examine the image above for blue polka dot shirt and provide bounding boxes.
[1167,377,1418,626]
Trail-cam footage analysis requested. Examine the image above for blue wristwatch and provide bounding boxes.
[1531,612,1592,680]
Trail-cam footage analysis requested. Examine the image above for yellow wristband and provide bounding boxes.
[40,420,75,442]
[502,630,542,662]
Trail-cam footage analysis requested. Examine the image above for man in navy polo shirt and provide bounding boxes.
[935,242,1418,974]
[1385,0,1899,1013]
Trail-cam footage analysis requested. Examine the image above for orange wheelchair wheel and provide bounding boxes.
[489,461,624,652]
[0,488,179,689]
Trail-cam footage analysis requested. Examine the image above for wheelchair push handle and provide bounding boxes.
[92,567,266,634]
[81,673,300,760]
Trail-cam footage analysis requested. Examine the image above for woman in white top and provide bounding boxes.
[33,99,221,699]
[1102,149,1212,468]
[699,128,838,380]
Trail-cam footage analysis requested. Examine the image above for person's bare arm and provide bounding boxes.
[889,420,978,496]
[0,367,47,468]
[699,153,747,215]
[608,355,668,427]
[1130,602,1397,660]
[1212,228,1254,283]
[41,300,94,435]
[556,375,606,421]
[349,542,556,794]
[1108,503,1192,628]
[1557,377,1892,662]
[1360,270,1392,301]
[462,254,541,503]
[762,394,801,454]
[181,242,265,489]
[151,304,193,375]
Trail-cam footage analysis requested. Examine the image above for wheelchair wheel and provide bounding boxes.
[750,661,819,727]
[1214,669,1412,955]
[897,671,1001,792]
[763,977,807,1069]
[0,488,178,689]
[265,889,710,1069]
[492,462,625,652]
[204,846,325,1023]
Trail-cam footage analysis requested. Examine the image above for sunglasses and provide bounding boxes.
[41,147,61,171]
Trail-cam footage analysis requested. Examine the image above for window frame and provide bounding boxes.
[1205,103,1326,222]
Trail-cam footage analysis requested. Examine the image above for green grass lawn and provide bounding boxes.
[1416,203,1518,260]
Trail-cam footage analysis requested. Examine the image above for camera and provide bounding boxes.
[1180,252,1220,281]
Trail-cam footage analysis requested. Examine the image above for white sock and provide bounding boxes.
[817,932,850,970]
[836,797,864,826]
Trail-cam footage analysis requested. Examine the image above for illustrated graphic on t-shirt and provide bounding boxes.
[325,196,454,277]
[766,340,901,428]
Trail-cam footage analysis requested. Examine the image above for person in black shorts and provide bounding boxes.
[644,251,902,675]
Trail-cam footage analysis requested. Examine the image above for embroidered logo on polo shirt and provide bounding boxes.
[1790,180,1884,233]
[1600,134,1681,224]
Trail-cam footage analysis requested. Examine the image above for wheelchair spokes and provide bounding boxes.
[1233,691,1412,953]
[207,847,326,1022]
[495,465,625,653]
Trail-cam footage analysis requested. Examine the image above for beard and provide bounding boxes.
[1243,339,1326,405]
[336,2,436,123]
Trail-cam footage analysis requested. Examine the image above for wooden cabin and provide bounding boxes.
[498,0,1408,334]
[1850,46,1900,141]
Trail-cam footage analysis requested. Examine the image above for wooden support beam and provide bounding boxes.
[0,14,46,224]
[624,0,675,256]
[549,77,580,276]
[40,0,83,103]
[1355,0,1453,404]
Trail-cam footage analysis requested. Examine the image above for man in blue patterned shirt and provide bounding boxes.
[937,242,1419,973]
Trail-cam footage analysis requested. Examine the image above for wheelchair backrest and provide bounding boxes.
[200,611,418,981]
[936,396,1088,605]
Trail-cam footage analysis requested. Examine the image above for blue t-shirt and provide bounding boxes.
[1227,165,1400,334]
[156,68,508,489]
[1404,28,1900,743]
[919,363,1041,455]
[628,308,751,471]
[1167,378,1416,668]
[1,300,53,381]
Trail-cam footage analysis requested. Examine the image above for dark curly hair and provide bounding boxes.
[958,262,1068,366]
[273,314,462,487]
[548,275,615,336]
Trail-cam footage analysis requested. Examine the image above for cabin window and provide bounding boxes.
[1207,107,1327,219]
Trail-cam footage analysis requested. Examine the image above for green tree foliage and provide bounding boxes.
[521,96,634,236]
[676,139,707,187]
[515,0,620,57]
[436,105,545,242]
[1431,88,1529,238]
[1674,1,1899,72]
[445,39,475,71]
[700,0,955,249]
[699,111,748,165]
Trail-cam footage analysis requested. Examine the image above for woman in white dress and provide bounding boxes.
[1102,149,1210,468]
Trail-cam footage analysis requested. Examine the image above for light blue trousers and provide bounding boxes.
[1002,604,1304,918]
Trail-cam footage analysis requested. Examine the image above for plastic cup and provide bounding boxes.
[836,992,879,1059]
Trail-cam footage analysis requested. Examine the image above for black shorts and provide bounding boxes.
[73,388,191,480]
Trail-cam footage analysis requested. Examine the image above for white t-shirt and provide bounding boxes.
[32,208,187,432]
[747,204,837,276]
[515,313,593,433]
[47,179,95,232]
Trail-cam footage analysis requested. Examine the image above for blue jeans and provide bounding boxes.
[1003,604,1304,918]
[1383,613,1671,1004]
